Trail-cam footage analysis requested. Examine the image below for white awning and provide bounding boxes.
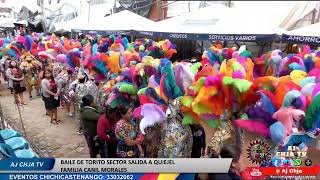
[0,18,16,28]
[286,22,320,37]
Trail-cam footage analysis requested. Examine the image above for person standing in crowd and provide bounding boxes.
[39,64,51,116]
[70,69,88,135]
[97,105,119,158]
[190,124,206,158]
[0,55,5,85]
[20,53,41,100]
[6,60,26,105]
[208,146,243,180]
[80,94,103,158]
[56,67,75,117]
[115,105,144,158]
[69,68,98,135]
[41,70,60,124]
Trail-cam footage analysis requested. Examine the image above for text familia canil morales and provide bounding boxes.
[60,159,175,173]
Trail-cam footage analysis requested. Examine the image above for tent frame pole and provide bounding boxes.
[201,40,204,54]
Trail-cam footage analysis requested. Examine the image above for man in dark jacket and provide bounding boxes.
[80,94,103,158]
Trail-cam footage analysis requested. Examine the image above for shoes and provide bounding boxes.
[29,96,32,100]
[68,112,74,117]
[36,93,41,97]
[77,130,83,135]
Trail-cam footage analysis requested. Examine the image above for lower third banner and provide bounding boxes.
[0,173,196,180]
[0,158,232,173]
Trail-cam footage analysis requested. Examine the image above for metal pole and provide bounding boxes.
[87,0,91,23]
[201,40,204,54]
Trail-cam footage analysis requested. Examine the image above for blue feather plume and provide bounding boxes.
[259,91,276,114]
[92,43,98,56]
[93,59,108,75]
[304,56,315,72]
[66,52,76,69]
[122,37,129,50]
[206,50,220,65]
[100,42,109,53]
[145,87,165,105]
[24,35,34,52]
[160,58,183,100]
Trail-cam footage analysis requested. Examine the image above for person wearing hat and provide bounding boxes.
[56,66,76,117]
[20,53,41,100]
[69,67,99,135]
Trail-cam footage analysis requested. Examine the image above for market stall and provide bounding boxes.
[133,3,284,42]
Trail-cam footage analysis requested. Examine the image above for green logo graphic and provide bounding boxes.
[293,159,302,166]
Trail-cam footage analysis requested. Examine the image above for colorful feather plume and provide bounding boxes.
[139,103,166,134]
[23,35,34,52]
[93,58,108,75]
[234,119,270,138]
[304,94,320,130]
[159,58,183,101]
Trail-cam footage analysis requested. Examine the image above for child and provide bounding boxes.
[135,133,144,158]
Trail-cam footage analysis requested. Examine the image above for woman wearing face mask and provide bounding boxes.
[6,60,26,105]
[41,69,61,124]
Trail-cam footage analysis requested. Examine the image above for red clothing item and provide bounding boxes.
[97,113,117,143]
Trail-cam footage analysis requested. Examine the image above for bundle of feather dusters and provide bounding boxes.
[1,33,320,152]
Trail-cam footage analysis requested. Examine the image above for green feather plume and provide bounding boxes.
[304,94,320,129]
[182,114,197,125]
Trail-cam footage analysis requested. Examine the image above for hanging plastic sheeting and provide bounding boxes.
[0,18,16,28]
